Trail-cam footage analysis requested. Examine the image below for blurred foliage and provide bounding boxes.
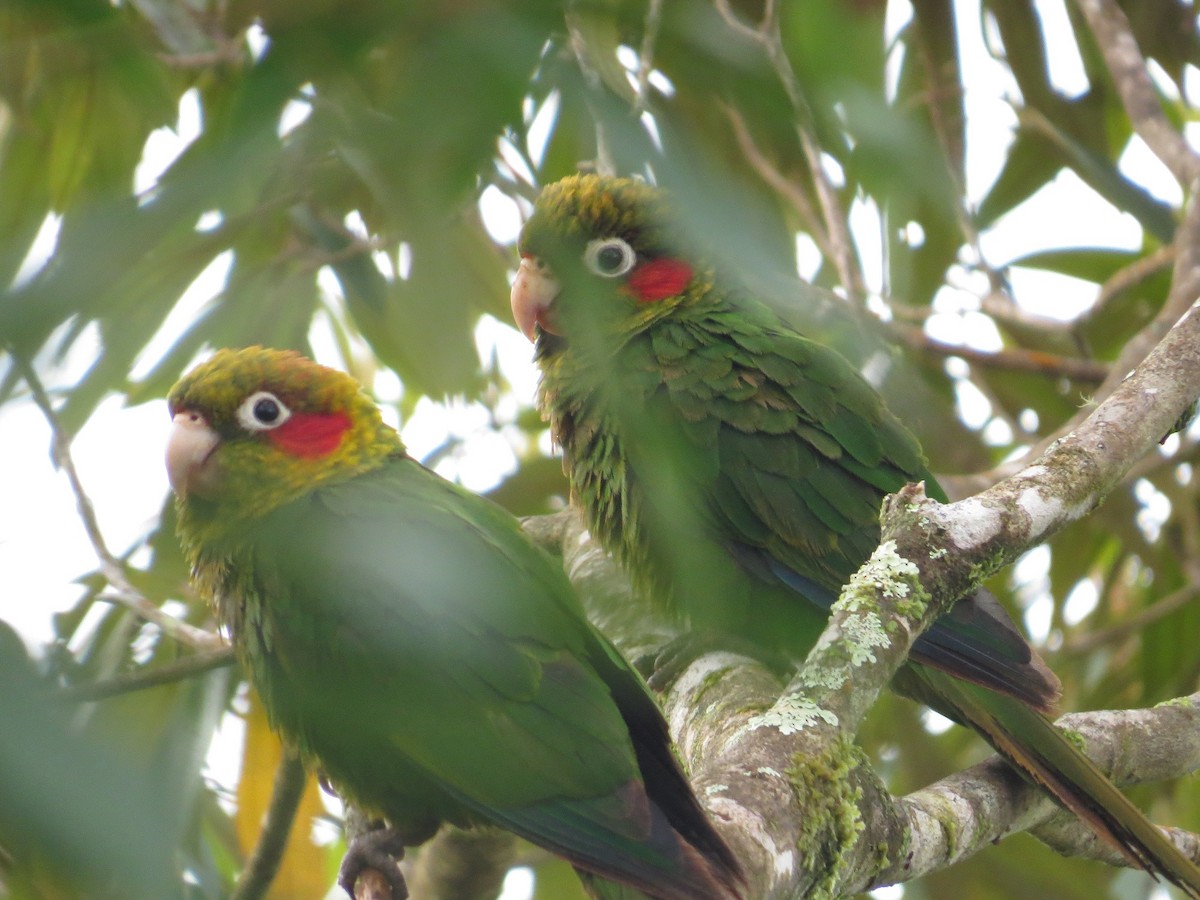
[1,0,1198,897]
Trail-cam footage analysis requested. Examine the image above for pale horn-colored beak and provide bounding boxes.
[166,411,221,498]
[510,255,562,341]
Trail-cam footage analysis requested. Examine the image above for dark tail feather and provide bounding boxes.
[576,833,744,900]
[561,779,745,900]
[583,632,746,899]
[913,666,1200,898]
[909,588,1061,713]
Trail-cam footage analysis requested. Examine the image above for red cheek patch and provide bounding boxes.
[267,411,352,458]
[624,258,693,303]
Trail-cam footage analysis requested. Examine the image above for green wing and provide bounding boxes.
[633,306,1057,708]
[242,456,739,898]
[660,309,928,587]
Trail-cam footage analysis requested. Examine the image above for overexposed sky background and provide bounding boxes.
[0,1,1194,897]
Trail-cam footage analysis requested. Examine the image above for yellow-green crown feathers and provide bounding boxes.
[168,347,377,429]
[169,347,401,533]
[518,174,678,259]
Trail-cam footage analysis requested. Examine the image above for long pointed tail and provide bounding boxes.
[911,666,1200,897]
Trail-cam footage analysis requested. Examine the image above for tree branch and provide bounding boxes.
[230,750,309,900]
[891,322,1109,382]
[884,695,1200,889]
[9,352,221,652]
[534,503,1200,896]
[406,828,516,900]
[1074,0,1200,185]
[59,645,235,702]
[881,291,1200,610]
[952,171,1200,493]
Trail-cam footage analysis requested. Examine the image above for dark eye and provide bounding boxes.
[237,391,292,432]
[583,237,637,278]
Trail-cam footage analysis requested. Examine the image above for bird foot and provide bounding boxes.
[338,826,409,900]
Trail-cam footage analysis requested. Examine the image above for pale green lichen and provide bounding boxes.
[756,766,784,779]
[1154,696,1194,709]
[827,541,922,663]
[841,541,920,605]
[840,612,891,666]
[749,693,839,734]
[928,546,947,560]
[803,662,850,692]
[1058,726,1088,753]
[922,792,963,858]
[705,783,729,795]
[691,664,735,705]
[787,738,867,897]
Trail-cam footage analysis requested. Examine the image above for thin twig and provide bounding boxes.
[157,45,243,69]
[11,353,221,651]
[634,0,664,114]
[979,291,1079,336]
[1074,0,1200,185]
[793,125,866,303]
[230,750,310,900]
[723,103,832,259]
[1065,583,1200,655]
[953,184,1200,493]
[908,0,1004,298]
[713,0,867,304]
[60,645,236,702]
[564,11,616,177]
[711,0,767,43]
[892,323,1109,382]
[1087,244,1177,322]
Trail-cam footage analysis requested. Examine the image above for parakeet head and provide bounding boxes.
[167,347,400,529]
[511,174,712,346]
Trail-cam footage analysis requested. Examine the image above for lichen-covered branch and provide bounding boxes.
[513,154,1200,898]
[876,694,1200,890]
[526,508,1200,896]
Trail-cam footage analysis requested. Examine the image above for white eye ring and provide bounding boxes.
[583,237,637,278]
[237,391,292,432]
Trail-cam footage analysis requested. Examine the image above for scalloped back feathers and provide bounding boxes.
[169,347,744,900]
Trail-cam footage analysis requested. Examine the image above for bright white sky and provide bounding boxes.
[0,1,1193,897]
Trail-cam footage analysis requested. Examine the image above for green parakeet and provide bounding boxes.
[167,346,744,900]
[510,173,1200,894]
